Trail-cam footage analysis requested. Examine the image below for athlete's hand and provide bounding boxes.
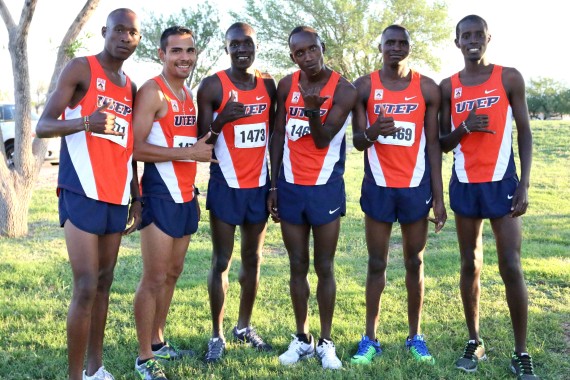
[88,100,124,136]
[188,132,218,163]
[298,83,329,111]
[510,183,529,217]
[428,198,447,233]
[367,104,402,139]
[267,189,280,223]
[124,199,142,235]
[217,90,248,125]
[463,104,494,134]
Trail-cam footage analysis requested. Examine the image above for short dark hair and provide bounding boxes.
[225,22,254,40]
[106,8,136,27]
[288,26,320,46]
[160,26,194,52]
[456,15,488,39]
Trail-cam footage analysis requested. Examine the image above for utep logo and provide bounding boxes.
[374,89,384,100]
[455,96,500,113]
[454,87,462,99]
[292,92,301,104]
[96,78,106,91]
[244,103,267,115]
[374,103,418,115]
[174,115,196,127]
[171,99,179,113]
[289,106,326,118]
[97,95,132,116]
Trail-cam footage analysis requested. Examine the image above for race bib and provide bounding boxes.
[92,116,129,148]
[377,121,415,147]
[285,118,311,142]
[234,123,266,148]
[173,135,197,162]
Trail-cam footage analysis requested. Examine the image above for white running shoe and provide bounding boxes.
[278,334,315,365]
[82,366,115,380]
[316,339,342,369]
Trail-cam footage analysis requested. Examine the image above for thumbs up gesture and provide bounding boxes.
[369,103,402,138]
[463,103,495,134]
[219,89,247,124]
[88,100,123,136]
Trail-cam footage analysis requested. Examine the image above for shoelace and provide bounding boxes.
[410,338,430,356]
[320,341,337,359]
[146,361,165,377]
[206,340,224,359]
[515,354,535,374]
[463,341,481,359]
[355,339,374,356]
[244,328,265,347]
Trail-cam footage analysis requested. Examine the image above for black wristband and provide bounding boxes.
[131,196,143,205]
[304,109,320,118]
[194,187,200,196]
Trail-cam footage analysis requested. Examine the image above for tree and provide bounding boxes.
[0,0,100,237]
[526,77,569,119]
[134,4,223,90]
[234,0,450,81]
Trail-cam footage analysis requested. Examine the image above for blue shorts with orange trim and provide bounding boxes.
[450,176,518,219]
[58,188,128,235]
[139,196,199,238]
[206,180,269,226]
[360,178,432,224]
[277,178,346,226]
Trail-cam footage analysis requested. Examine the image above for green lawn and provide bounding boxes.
[1,121,568,379]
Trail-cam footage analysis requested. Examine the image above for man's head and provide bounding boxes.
[378,24,411,67]
[102,8,141,60]
[454,15,491,61]
[159,26,196,79]
[288,26,325,77]
[225,22,257,70]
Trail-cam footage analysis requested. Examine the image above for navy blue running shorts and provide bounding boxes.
[360,178,432,224]
[58,188,128,235]
[449,176,519,219]
[139,196,199,238]
[206,180,269,226]
[277,178,346,226]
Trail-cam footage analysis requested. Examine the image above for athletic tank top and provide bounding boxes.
[59,55,134,205]
[450,65,516,183]
[364,69,429,188]
[280,70,347,185]
[210,70,270,188]
[140,75,197,203]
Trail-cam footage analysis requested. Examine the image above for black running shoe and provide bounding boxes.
[511,352,540,379]
[232,326,273,351]
[204,337,226,363]
[455,339,487,372]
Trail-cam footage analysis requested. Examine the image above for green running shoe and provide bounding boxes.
[350,335,382,364]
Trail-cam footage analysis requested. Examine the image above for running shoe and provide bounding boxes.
[82,366,115,380]
[350,335,382,364]
[316,338,342,369]
[279,334,315,365]
[152,341,194,361]
[204,337,226,363]
[455,339,487,372]
[135,358,167,380]
[510,352,540,379]
[233,325,273,351]
[405,334,435,364]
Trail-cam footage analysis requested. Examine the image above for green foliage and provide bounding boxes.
[527,77,570,118]
[232,0,450,80]
[63,33,93,59]
[135,5,224,89]
[0,121,569,379]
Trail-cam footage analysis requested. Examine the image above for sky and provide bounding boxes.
[0,0,567,101]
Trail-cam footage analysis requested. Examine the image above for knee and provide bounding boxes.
[314,259,334,279]
[498,256,523,284]
[211,254,231,275]
[368,256,387,276]
[167,262,185,282]
[460,254,483,275]
[404,255,423,274]
[241,251,261,271]
[73,276,98,306]
[289,255,309,279]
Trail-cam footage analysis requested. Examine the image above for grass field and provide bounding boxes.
[1,121,569,379]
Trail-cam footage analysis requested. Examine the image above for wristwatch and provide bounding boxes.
[304,108,320,118]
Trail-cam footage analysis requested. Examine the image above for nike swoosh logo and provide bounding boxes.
[154,353,170,359]
[425,195,432,204]
[256,96,265,100]
[124,97,131,102]
[329,207,341,214]
[507,194,514,199]
[188,108,194,112]
[484,89,497,94]
[404,96,417,101]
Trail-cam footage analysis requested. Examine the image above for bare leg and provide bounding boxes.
[281,221,311,335]
[363,216,392,340]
